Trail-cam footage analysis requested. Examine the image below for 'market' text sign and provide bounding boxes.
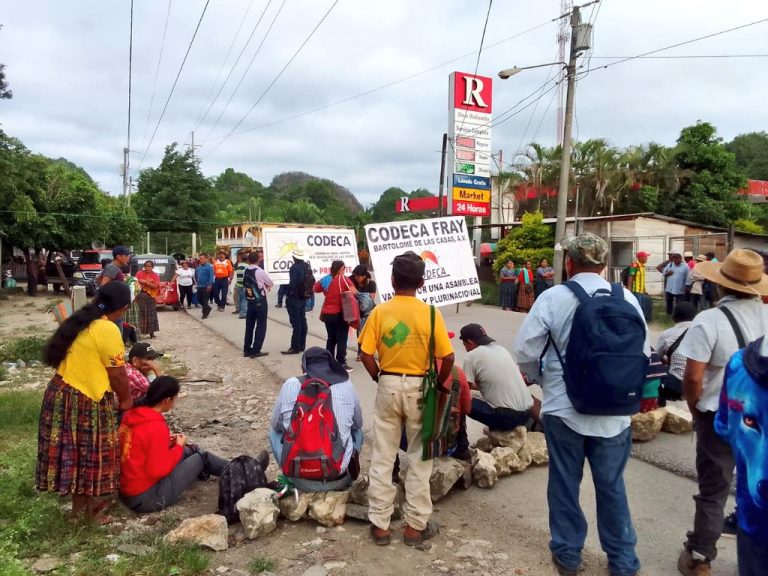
[365,216,480,306]
[448,72,492,217]
[262,227,359,284]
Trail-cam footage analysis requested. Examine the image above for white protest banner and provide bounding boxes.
[262,227,359,283]
[365,216,480,306]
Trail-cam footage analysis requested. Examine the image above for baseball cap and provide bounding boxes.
[129,342,163,361]
[636,251,651,259]
[392,251,425,281]
[459,323,494,345]
[112,245,131,257]
[561,233,608,266]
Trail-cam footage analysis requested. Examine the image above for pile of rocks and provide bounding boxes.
[470,426,548,489]
[630,405,693,442]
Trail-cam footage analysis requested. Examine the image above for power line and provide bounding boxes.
[515,49,562,152]
[589,54,768,59]
[199,0,285,148]
[205,0,342,158]
[455,0,494,139]
[135,0,211,174]
[127,0,134,153]
[491,80,560,129]
[206,17,557,143]
[141,0,173,149]
[582,17,768,74]
[193,0,261,131]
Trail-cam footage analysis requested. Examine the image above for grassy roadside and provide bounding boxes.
[0,387,210,576]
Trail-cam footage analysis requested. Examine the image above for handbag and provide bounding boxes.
[340,276,360,327]
[420,305,455,460]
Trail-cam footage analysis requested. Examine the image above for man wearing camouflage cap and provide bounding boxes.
[514,233,648,576]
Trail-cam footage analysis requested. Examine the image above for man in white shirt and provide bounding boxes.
[514,233,647,576]
[676,249,768,576]
[658,250,689,316]
[458,323,537,432]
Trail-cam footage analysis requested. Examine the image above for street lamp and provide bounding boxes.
[498,62,566,80]
[497,5,591,284]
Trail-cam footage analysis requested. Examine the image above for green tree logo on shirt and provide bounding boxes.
[382,321,410,348]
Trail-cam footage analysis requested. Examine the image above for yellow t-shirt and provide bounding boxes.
[358,295,453,374]
[57,318,126,402]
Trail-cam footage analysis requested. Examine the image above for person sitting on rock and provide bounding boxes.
[124,342,164,401]
[118,376,229,513]
[457,324,540,440]
[270,347,363,492]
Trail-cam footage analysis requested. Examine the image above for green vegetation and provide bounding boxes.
[494,212,554,277]
[248,556,275,574]
[478,281,499,306]
[0,336,47,364]
[0,388,210,576]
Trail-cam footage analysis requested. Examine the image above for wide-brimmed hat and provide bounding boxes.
[695,254,707,262]
[302,347,348,385]
[696,249,768,296]
[684,251,694,258]
[291,248,305,259]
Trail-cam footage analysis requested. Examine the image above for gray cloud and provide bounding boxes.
[2,0,766,208]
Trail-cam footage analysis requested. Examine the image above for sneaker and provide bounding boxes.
[677,547,711,576]
[249,351,268,358]
[722,509,737,538]
[281,349,301,355]
[403,519,439,547]
[276,303,283,308]
[342,364,353,372]
[369,524,391,546]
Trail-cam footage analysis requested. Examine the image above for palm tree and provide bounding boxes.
[513,143,558,215]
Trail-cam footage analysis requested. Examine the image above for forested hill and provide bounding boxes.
[270,171,363,214]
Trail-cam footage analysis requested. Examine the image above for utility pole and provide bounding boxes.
[437,133,448,217]
[553,4,590,284]
[187,131,201,163]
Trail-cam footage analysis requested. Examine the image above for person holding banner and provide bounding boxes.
[315,260,357,371]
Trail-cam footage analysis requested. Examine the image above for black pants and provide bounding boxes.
[686,410,735,561]
[659,374,683,406]
[738,527,768,576]
[120,447,228,513]
[665,291,684,315]
[323,312,349,365]
[277,284,288,306]
[286,297,307,351]
[179,285,194,307]
[197,287,211,317]
[243,301,268,355]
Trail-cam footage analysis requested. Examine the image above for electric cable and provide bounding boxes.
[205,0,342,158]
[194,0,257,130]
[199,0,285,148]
[141,0,173,149]
[206,17,557,142]
[135,0,211,174]
[126,0,134,176]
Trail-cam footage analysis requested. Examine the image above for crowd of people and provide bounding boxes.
[32,235,768,576]
[498,258,555,312]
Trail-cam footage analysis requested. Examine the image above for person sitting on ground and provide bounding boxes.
[655,302,697,406]
[125,342,164,401]
[118,376,229,513]
[457,323,540,435]
[270,347,363,492]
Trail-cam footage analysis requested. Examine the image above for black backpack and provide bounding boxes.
[543,281,648,416]
[301,262,316,299]
[217,454,269,524]
[243,269,263,306]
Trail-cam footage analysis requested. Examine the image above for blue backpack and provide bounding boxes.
[544,281,648,416]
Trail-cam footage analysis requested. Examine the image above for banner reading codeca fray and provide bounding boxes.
[365,216,480,306]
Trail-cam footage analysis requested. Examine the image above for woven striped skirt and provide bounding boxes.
[136,290,159,335]
[36,375,120,497]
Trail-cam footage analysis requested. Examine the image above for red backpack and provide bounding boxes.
[282,377,345,481]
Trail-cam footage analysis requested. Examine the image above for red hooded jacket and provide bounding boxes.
[118,406,183,496]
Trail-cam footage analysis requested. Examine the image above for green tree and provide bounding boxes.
[281,199,322,223]
[726,131,768,180]
[133,144,217,234]
[493,212,554,276]
[660,122,748,226]
[0,26,11,100]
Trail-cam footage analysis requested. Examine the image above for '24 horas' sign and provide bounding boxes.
[364,216,480,306]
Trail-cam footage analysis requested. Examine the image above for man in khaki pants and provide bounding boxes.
[359,251,454,547]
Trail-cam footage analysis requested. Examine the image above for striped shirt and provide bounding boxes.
[235,263,248,287]
[628,261,646,293]
[271,376,362,472]
[656,321,693,380]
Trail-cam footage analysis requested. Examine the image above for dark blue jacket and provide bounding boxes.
[287,259,306,300]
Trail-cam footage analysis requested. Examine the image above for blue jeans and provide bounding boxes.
[243,301,268,355]
[470,398,530,430]
[543,414,639,576]
[213,278,229,308]
[286,297,307,351]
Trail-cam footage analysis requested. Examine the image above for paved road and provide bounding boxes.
[184,293,737,576]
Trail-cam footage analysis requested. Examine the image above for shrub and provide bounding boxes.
[0,336,47,364]
[493,212,554,278]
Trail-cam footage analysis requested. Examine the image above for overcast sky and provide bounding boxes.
[2,0,766,207]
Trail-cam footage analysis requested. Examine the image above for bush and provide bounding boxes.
[0,336,47,364]
[493,211,554,278]
[478,281,499,306]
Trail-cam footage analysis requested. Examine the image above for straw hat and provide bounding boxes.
[696,249,768,296]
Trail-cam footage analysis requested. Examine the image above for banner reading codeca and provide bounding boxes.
[365,216,480,306]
